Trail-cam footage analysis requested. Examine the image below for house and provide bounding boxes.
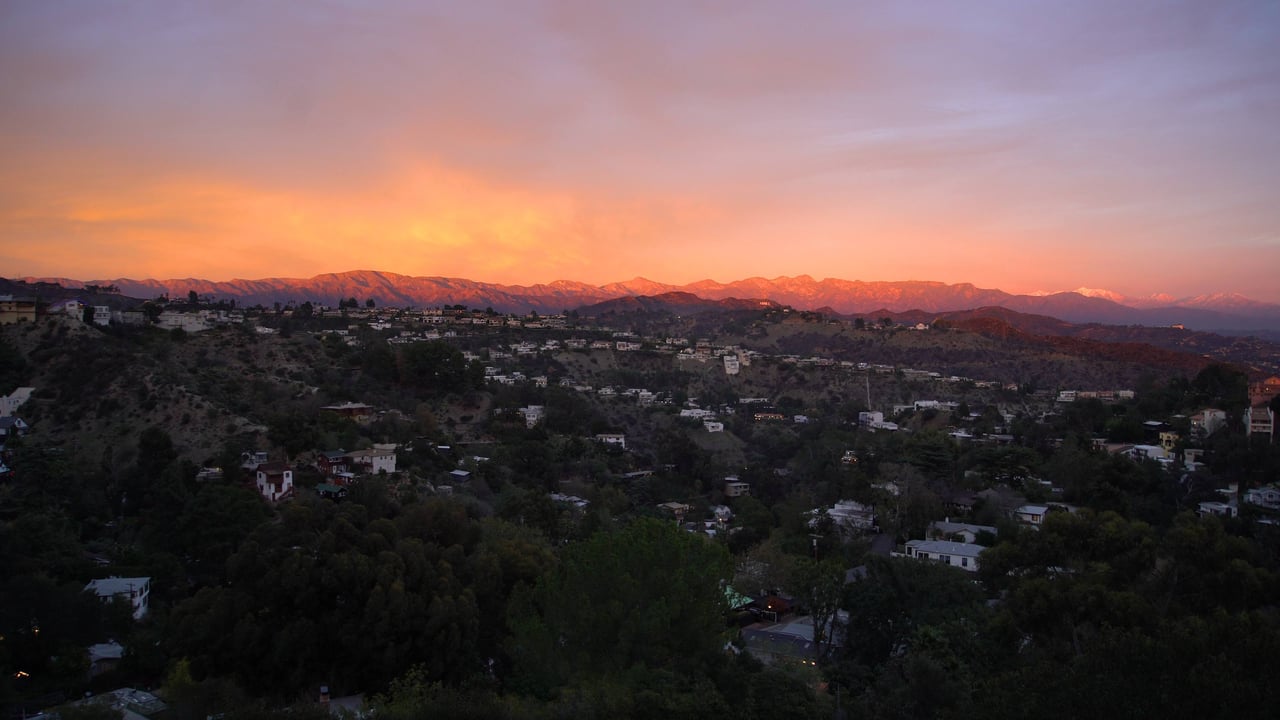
[1015,504,1049,526]
[85,576,151,620]
[88,640,125,677]
[316,482,348,500]
[0,295,36,324]
[595,433,627,449]
[724,477,751,498]
[723,355,741,375]
[814,500,875,535]
[49,298,85,317]
[1198,500,1237,519]
[346,446,397,475]
[1190,408,1228,438]
[0,387,33,417]
[1245,485,1280,510]
[92,305,112,326]
[68,687,167,719]
[512,404,544,428]
[703,420,725,432]
[240,450,269,470]
[896,539,984,572]
[255,462,294,503]
[1248,376,1280,407]
[1245,406,1275,443]
[317,449,350,477]
[928,519,997,544]
[0,416,29,439]
[320,402,375,421]
[658,501,692,520]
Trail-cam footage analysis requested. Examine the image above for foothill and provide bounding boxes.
[2,288,1279,719]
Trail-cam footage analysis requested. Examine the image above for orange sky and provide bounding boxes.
[2,1,1278,302]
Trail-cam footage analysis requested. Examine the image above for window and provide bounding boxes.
[961,557,969,567]
[939,555,951,565]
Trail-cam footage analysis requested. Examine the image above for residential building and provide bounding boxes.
[1246,406,1275,443]
[346,446,397,475]
[724,476,751,498]
[322,402,376,421]
[0,387,33,417]
[92,305,112,326]
[1190,408,1228,438]
[1245,485,1280,510]
[518,405,544,428]
[928,519,997,544]
[1015,504,1049,526]
[0,295,36,324]
[85,576,151,620]
[595,433,627,449]
[1248,376,1280,407]
[0,416,29,440]
[815,500,875,534]
[255,462,294,503]
[897,539,984,572]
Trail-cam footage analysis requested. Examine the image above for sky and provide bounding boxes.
[2,0,1278,301]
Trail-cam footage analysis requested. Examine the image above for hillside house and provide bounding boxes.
[255,462,295,503]
[0,387,33,417]
[724,477,751,498]
[85,576,151,620]
[1249,376,1280,407]
[0,295,36,324]
[896,540,984,572]
[928,519,998,544]
[1191,408,1228,438]
[813,500,875,535]
[517,405,544,428]
[595,433,627,449]
[346,446,397,475]
[1245,485,1280,510]
[1015,504,1049,526]
[1245,406,1275,443]
[0,416,29,440]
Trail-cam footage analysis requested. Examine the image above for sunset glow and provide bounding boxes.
[2,1,1278,301]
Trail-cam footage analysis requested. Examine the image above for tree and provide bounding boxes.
[366,297,376,308]
[509,519,732,691]
[791,557,845,660]
[188,290,199,304]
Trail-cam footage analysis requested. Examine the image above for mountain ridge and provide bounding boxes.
[12,270,1280,333]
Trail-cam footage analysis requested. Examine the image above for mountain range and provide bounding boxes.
[14,270,1280,334]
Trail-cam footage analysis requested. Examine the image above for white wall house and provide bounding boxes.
[86,576,151,620]
[255,463,294,503]
[898,540,984,572]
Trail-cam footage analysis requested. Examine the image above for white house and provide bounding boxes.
[346,447,397,475]
[518,405,544,428]
[723,355,741,375]
[1245,486,1280,510]
[703,420,725,433]
[595,433,627,449]
[897,540,984,572]
[255,463,294,503]
[1015,504,1049,526]
[724,477,751,498]
[0,387,33,417]
[85,576,151,620]
[814,500,875,534]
